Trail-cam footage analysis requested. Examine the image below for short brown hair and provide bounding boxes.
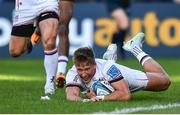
[73,47,95,65]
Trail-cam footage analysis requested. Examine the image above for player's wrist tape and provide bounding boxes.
[96,96,105,100]
[81,99,91,102]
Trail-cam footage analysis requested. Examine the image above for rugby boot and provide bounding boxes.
[55,73,66,88]
[123,32,145,52]
[31,29,41,45]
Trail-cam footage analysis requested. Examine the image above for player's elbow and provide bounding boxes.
[116,91,132,101]
[162,77,171,91]
[160,73,171,91]
[123,92,132,101]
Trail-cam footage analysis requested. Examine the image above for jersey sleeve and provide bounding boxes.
[102,60,124,83]
[66,66,81,88]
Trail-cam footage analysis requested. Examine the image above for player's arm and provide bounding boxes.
[90,79,131,101]
[96,62,131,101]
[105,79,131,101]
[66,86,81,101]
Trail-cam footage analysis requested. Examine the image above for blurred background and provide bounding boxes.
[0,0,180,59]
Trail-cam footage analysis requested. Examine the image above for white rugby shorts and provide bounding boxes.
[13,0,59,26]
[116,64,149,92]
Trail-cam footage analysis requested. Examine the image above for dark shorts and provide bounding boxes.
[11,11,59,37]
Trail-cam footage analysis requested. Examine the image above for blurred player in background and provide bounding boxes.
[9,0,60,95]
[31,0,74,89]
[107,0,130,60]
[65,32,171,102]
[97,0,130,60]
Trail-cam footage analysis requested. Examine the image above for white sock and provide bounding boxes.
[44,48,58,83]
[57,55,68,74]
[130,46,151,66]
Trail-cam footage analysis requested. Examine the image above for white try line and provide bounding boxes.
[94,102,180,114]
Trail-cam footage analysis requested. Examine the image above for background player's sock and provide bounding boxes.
[44,48,58,90]
[57,55,68,74]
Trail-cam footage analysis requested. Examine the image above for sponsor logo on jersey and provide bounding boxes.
[107,65,122,79]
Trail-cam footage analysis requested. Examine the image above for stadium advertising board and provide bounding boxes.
[0,3,180,58]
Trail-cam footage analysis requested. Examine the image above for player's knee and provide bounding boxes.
[9,49,22,57]
[44,41,56,50]
[42,31,57,49]
[43,37,56,50]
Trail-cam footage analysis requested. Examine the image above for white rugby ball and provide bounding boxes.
[92,80,114,96]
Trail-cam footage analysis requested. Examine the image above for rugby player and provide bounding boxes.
[9,0,60,95]
[65,32,171,101]
[31,0,74,88]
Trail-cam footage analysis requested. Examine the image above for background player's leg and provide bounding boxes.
[39,18,59,94]
[9,36,30,57]
[111,8,129,60]
[56,0,73,88]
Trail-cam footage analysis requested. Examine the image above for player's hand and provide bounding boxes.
[86,89,96,99]
[90,96,104,102]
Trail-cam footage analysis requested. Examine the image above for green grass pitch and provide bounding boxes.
[0,58,180,114]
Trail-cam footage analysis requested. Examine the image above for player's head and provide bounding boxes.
[73,47,96,84]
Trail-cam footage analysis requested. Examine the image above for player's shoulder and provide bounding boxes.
[66,65,81,85]
[66,65,77,78]
[95,58,106,64]
[95,58,117,74]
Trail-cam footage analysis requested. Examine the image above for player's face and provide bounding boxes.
[75,61,96,84]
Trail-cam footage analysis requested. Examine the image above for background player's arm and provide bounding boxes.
[66,86,81,101]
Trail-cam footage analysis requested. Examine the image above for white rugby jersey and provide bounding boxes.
[66,59,148,93]
[66,59,125,92]
[15,0,59,10]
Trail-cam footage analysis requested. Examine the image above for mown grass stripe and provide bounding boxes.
[0,75,42,81]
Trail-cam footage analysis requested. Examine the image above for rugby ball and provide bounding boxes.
[92,80,114,96]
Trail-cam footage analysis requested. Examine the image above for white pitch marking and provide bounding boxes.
[95,102,180,114]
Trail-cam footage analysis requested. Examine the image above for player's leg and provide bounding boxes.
[56,0,74,88]
[9,24,35,57]
[38,11,59,94]
[111,8,129,60]
[143,59,170,91]
[123,32,171,91]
